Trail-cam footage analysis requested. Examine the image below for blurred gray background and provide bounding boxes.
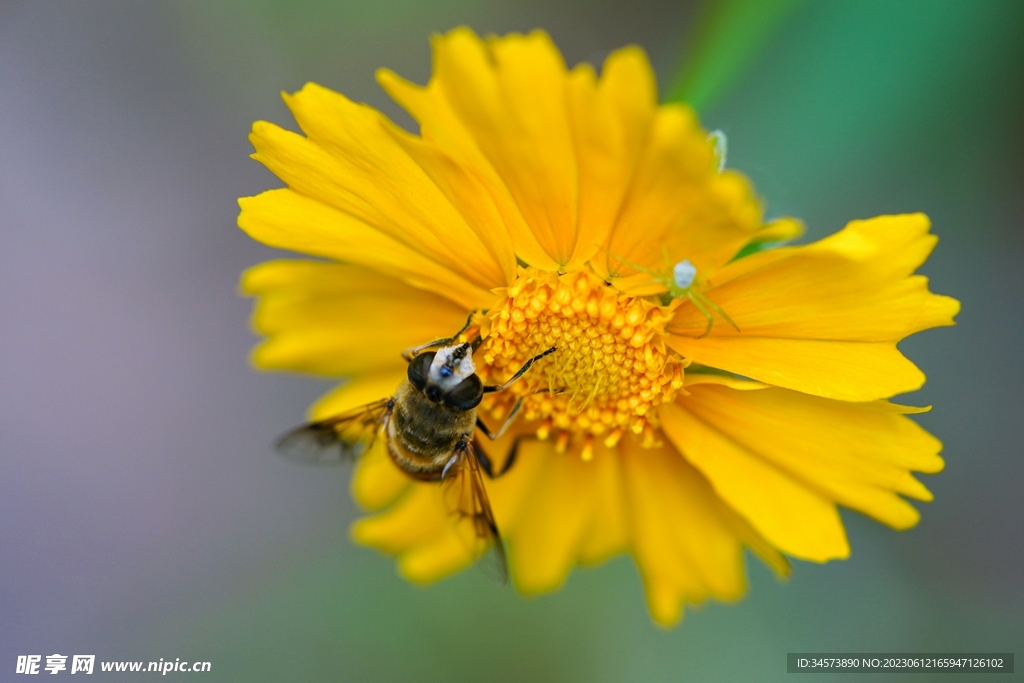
[1,0,1021,680]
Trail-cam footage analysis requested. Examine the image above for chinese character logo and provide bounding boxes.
[70,655,95,674]
[16,655,41,675]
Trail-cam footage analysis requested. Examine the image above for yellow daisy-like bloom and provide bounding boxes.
[239,28,959,626]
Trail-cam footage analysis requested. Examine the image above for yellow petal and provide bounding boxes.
[480,436,629,583]
[279,81,518,287]
[380,124,518,285]
[668,335,927,402]
[595,104,764,281]
[383,28,579,267]
[575,442,630,566]
[350,439,409,512]
[353,482,479,584]
[495,442,603,594]
[564,46,657,269]
[677,384,942,529]
[660,401,851,562]
[672,214,959,341]
[620,436,753,626]
[749,216,804,244]
[679,374,942,528]
[241,259,469,377]
[397,523,479,584]
[239,189,495,310]
[442,30,578,264]
[250,89,506,291]
[352,483,447,555]
[471,424,547,519]
[377,66,558,272]
[683,371,768,390]
[354,483,456,552]
[894,473,934,502]
[667,214,959,401]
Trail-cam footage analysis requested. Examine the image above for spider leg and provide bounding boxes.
[602,248,673,290]
[693,290,740,332]
[661,245,674,271]
[687,291,716,339]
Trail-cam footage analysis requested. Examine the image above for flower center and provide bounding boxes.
[478,268,684,458]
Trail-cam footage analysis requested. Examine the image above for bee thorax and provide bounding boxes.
[385,380,476,480]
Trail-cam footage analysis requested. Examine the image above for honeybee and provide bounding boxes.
[276,315,556,581]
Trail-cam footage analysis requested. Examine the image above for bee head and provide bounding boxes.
[428,343,475,388]
[406,343,483,408]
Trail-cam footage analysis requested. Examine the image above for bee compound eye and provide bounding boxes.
[443,375,483,410]
[407,352,434,391]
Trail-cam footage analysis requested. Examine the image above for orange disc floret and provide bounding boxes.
[479,268,684,451]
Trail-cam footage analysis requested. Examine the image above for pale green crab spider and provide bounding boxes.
[607,247,740,339]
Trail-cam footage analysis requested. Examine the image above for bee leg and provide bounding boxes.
[401,311,478,361]
[440,452,461,480]
[473,441,497,478]
[476,396,525,441]
[482,347,557,393]
[473,434,533,479]
[475,383,564,478]
[496,435,533,477]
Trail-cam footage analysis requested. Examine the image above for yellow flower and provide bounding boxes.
[238,27,959,626]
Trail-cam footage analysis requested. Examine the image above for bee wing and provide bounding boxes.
[441,442,509,585]
[275,398,392,466]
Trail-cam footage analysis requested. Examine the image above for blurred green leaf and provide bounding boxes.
[666,0,805,111]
